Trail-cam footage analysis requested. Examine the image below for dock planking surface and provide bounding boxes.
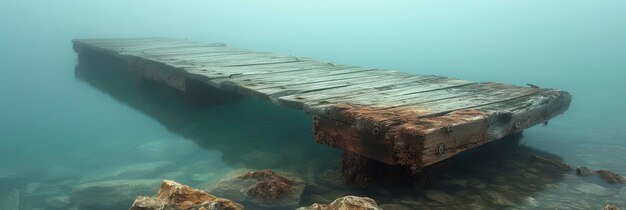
[73,38,571,172]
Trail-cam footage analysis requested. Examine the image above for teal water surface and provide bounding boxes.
[1,1,625,209]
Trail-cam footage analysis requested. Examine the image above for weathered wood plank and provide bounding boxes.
[277,75,448,108]
[300,79,476,113]
[313,84,541,133]
[419,90,570,166]
[72,38,572,172]
[87,39,195,51]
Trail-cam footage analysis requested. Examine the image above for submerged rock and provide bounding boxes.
[129,180,242,210]
[297,196,382,210]
[528,155,571,171]
[576,166,594,176]
[597,170,626,184]
[71,179,161,209]
[604,204,620,210]
[130,196,166,210]
[0,189,19,210]
[209,169,305,209]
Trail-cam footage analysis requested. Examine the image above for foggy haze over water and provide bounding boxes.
[1,1,625,209]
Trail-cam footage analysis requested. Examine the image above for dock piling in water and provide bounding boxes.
[72,38,571,174]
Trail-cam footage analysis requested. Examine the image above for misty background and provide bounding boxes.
[0,0,625,202]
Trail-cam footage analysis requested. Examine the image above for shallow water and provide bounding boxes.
[1,1,625,209]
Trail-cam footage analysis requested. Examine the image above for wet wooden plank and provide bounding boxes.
[72,38,572,171]
[419,90,570,166]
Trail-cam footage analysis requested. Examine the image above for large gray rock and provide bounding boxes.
[71,179,161,209]
[208,169,305,209]
[0,189,19,210]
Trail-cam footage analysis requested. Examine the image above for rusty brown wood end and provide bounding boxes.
[312,90,571,173]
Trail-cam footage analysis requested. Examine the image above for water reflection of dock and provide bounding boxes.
[72,38,571,173]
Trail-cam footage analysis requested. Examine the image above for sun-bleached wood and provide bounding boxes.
[73,38,571,170]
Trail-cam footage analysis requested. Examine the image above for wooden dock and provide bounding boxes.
[72,38,571,172]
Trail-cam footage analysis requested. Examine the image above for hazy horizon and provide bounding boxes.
[1,1,625,209]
